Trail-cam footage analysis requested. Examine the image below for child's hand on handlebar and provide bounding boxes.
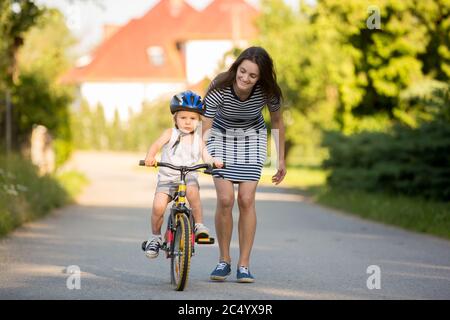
[144,156,156,167]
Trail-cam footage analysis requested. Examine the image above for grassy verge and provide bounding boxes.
[260,166,328,190]
[313,187,450,240]
[55,170,89,200]
[260,166,450,240]
[0,154,88,237]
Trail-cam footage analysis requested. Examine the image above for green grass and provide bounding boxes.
[260,166,328,189]
[260,166,450,240]
[0,154,89,237]
[56,170,89,200]
[314,187,450,240]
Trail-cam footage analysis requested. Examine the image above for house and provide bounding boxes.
[63,0,259,121]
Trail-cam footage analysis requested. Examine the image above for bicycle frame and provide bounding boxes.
[139,160,218,291]
[163,163,214,258]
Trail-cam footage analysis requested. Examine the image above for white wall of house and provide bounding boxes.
[185,40,236,85]
[78,41,251,121]
[80,81,185,121]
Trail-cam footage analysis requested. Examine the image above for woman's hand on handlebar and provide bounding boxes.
[213,158,224,169]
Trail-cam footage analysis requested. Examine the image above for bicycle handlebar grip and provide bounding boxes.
[139,160,159,167]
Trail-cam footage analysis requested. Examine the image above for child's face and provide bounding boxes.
[175,111,200,133]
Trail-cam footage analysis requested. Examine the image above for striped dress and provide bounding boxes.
[204,84,281,182]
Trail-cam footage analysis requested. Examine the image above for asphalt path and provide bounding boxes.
[1,151,449,300]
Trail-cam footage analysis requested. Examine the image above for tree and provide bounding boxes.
[0,0,42,86]
[8,6,75,166]
[310,0,449,129]
[0,0,43,152]
[256,0,450,146]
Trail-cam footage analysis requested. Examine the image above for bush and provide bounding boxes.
[71,99,173,152]
[0,154,69,237]
[323,120,450,201]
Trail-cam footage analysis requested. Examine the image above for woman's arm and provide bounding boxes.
[200,138,213,163]
[200,116,224,167]
[201,116,213,142]
[269,109,287,185]
[199,138,223,167]
[144,128,172,166]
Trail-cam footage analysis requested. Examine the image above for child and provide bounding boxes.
[142,90,223,259]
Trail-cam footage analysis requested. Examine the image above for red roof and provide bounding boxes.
[183,0,258,40]
[62,0,259,83]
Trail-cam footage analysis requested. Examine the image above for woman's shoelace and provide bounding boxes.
[239,266,249,274]
[216,262,228,270]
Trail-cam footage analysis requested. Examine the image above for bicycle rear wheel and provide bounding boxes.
[170,214,192,291]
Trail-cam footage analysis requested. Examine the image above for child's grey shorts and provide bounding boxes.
[155,177,200,199]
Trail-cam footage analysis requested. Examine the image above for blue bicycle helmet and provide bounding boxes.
[170,90,205,115]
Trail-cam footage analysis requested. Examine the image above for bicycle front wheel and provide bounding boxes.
[170,214,192,291]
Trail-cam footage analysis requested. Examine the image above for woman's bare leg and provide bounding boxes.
[236,181,258,267]
[213,178,235,263]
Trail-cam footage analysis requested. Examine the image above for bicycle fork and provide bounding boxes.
[163,209,195,259]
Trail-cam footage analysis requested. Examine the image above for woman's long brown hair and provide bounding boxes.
[206,46,283,103]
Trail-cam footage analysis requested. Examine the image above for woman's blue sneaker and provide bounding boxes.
[237,266,254,283]
[210,261,231,281]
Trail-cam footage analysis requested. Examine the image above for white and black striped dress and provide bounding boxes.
[204,84,281,183]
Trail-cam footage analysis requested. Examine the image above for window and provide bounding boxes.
[147,46,164,66]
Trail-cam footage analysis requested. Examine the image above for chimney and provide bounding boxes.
[169,0,184,17]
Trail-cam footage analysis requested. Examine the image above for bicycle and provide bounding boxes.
[139,160,221,291]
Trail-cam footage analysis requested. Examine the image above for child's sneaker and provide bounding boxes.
[236,266,255,283]
[194,223,210,239]
[143,236,162,259]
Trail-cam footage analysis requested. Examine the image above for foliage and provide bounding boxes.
[256,0,450,163]
[55,170,89,199]
[396,79,450,127]
[6,7,76,166]
[0,0,43,87]
[323,119,450,201]
[70,99,174,152]
[0,153,69,236]
[12,70,74,164]
[315,186,450,239]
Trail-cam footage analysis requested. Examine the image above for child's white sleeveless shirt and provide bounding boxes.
[158,128,201,183]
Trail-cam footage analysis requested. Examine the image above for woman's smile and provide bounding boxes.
[237,78,250,88]
[235,59,260,93]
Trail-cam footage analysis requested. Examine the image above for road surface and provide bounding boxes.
[1,151,449,299]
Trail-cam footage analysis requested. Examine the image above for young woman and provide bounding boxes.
[202,47,286,283]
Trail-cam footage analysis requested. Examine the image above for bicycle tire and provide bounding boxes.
[170,214,192,291]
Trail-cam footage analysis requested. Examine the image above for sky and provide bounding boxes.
[35,0,301,54]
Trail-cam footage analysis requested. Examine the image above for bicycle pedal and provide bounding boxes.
[196,237,215,245]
